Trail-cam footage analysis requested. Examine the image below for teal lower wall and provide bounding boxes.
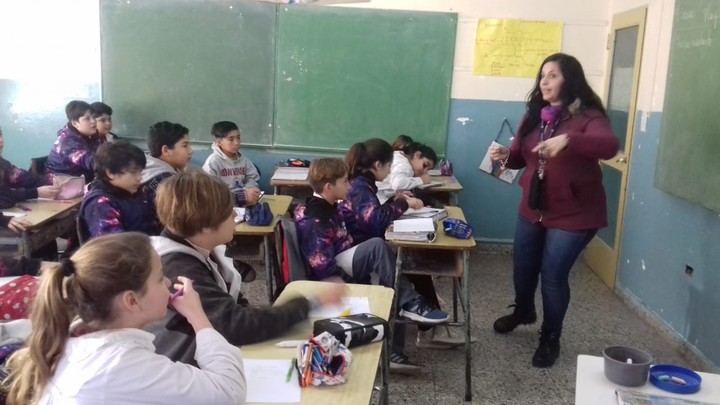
[618,111,720,367]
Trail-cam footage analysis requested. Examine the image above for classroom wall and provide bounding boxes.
[2,0,718,369]
[609,0,720,368]
[0,0,612,242]
[337,0,612,241]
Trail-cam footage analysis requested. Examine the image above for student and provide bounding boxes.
[342,138,422,245]
[46,100,106,182]
[294,157,448,373]
[78,142,155,240]
[0,128,58,209]
[90,101,116,142]
[0,213,43,277]
[139,121,192,232]
[5,232,246,404]
[376,141,438,205]
[390,134,413,152]
[202,121,261,207]
[342,140,460,349]
[145,170,345,364]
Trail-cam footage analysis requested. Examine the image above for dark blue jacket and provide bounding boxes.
[79,180,156,240]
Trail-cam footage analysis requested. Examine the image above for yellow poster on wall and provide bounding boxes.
[473,19,563,78]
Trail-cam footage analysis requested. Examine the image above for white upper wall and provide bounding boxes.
[337,0,611,102]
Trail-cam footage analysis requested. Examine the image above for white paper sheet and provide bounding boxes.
[233,207,246,224]
[244,359,302,403]
[308,296,371,318]
[393,218,435,233]
[0,211,26,218]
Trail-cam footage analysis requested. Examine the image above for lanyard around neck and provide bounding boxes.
[539,120,561,142]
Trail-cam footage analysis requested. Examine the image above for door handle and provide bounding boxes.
[616,157,628,164]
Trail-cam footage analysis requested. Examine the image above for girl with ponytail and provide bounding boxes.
[6,232,245,405]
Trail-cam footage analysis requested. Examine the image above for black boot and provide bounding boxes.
[493,304,537,333]
[532,329,561,368]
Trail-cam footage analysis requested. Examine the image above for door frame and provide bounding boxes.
[585,6,647,289]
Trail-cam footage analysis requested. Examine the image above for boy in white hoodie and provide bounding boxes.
[139,121,193,233]
[202,121,261,207]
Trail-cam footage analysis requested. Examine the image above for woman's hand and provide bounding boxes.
[170,276,212,332]
[37,185,60,199]
[419,174,432,184]
[489,144,510,161]
[532,134,569,159]
[7,217,32,233]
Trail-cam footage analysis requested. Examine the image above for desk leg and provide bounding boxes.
[263,235,273,303]
[463,249,472,402]
[450,192,458,206]
[379,336,390,405]
[21,231,31,259]
[273,185,279,195]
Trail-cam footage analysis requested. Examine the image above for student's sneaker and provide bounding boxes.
[400,297,449,324]
[389,352,421,375]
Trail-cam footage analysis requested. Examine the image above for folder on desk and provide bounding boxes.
[385,218,436,242]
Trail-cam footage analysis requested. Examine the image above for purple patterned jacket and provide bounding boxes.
[339,173,408,245]
[0,157,52,209]
[294,196,353,280]
[79,180,156,241]
[46,124,106,182]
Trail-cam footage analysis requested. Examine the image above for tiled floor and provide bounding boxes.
[241,248,707,404]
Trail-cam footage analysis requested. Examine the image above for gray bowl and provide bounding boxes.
[603,346,653,387]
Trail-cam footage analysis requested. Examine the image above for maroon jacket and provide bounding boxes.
[506,108,619,231]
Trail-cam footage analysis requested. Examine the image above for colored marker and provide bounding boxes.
[169,288,184,303]
[286,358,296,383]
[169,279,193,303]
[16,205,32,212]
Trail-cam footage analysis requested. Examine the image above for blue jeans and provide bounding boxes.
[512,215,596,334]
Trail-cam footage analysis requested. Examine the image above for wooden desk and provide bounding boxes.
[424,176,463,206]
[575,355,720,404]
[232,195,292,302]
[270,167,312,195]
[388,206,476,401]
[0,198,81,258]
[243,280,394,405]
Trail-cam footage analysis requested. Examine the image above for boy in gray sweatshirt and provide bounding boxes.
[202,121,261,207]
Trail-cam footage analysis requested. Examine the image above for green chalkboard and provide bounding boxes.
[100,0,276,145]
[273,6,456,153]
[655,0,720,212]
